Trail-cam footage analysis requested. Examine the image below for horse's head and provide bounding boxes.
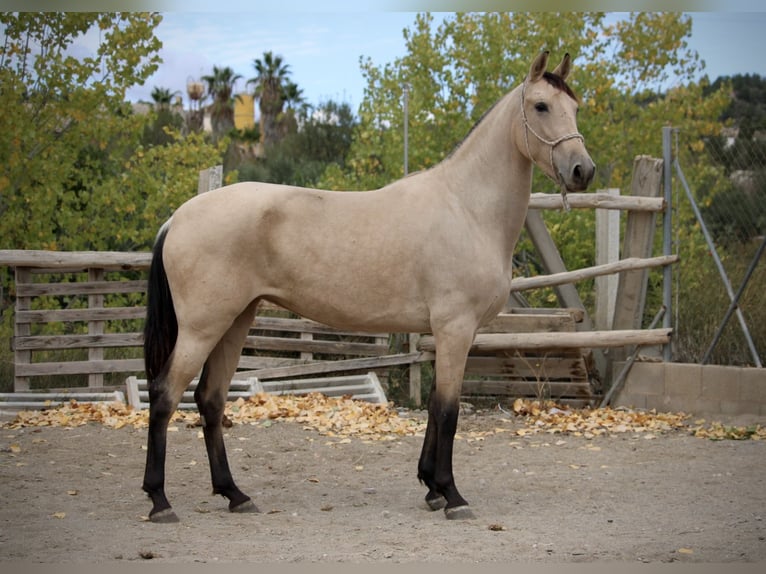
[519,51,595,196]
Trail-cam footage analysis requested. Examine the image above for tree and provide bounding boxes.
[238,99,357,187]
[1,13,160,251]
[248,51,292,148]
[202,65,243,139]
[144,86,184,146]
[150,86,180,110]
[283,81,306,111]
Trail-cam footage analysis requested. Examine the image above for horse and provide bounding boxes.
[141,50,595,523]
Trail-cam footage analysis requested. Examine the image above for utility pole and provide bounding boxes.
[403,82,410,176]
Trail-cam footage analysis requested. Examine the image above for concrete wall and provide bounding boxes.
[612,361,766,417]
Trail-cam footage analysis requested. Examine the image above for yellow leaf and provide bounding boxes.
[52,512,66,519]
[9,444,21,454]
[678,548,694,554]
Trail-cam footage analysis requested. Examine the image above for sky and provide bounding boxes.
[122,10,766,112]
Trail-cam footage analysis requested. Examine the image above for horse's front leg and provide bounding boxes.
[418,381,447,511]
[417,325,475,520]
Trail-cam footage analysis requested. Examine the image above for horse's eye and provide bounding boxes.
[534,102,549,113]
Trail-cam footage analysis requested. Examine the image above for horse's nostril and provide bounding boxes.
[573,164,583,182]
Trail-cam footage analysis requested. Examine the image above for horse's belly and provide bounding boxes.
[263,280,432,334]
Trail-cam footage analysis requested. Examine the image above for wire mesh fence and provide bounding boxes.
[671,128,766,366]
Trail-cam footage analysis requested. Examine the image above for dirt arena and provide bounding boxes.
[1,400,764,563]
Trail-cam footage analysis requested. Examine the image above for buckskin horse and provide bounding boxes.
[142,50,595,522]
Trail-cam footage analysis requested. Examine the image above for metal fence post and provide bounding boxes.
[662,127,673,362]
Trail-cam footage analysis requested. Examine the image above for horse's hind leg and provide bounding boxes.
[143,335,213,523]
[195,300,259,513]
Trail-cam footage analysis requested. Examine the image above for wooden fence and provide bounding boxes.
[0,156,674,406]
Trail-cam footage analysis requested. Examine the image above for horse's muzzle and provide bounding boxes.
[560,154,595,192]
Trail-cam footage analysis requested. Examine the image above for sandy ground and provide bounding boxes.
[1,408,765,564]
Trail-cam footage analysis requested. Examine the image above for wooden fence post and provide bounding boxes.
[88,268,105,388]
[198,164,223,195]
[595,189,620,330]
[608,156,664,382]
[13,267,31,392]
[612,156,664,331]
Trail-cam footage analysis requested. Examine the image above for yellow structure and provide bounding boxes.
[234,93,255,130]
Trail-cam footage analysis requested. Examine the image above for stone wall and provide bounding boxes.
[612,361,766,417]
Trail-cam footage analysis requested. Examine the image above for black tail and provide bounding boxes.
[143,224,177,382]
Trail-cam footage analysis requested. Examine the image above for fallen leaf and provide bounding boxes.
[9,444,21,454]
[67,489,78,496]
[51,512,66,519]
[678,548,694,555]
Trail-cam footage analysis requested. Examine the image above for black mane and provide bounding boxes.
[543,71,578,102]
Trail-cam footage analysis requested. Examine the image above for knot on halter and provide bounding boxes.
[521,81,584,212]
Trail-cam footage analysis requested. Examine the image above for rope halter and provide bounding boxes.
[520,80,585,211]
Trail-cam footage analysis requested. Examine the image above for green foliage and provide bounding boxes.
[0,13,226,253]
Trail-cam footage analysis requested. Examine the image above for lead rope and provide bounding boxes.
[520,81,585,212]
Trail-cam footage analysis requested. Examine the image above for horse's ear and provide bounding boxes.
[552,53,572,80]
[528,50,550,83]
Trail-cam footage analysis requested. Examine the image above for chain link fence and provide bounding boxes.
[671,128,766,366]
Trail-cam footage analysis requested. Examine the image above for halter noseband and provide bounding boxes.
[520,80,584,211]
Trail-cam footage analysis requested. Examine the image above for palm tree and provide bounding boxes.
[282,81,306,111]
[248,51,291,147]
[150,87,179,111]
[202,65,243,139]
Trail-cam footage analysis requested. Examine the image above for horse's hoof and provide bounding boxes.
[444,505,475,520]
[425,495,447,511]
[230,499,259,514]
[149,508,180,523]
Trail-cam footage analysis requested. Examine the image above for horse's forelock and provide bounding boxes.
[542,71,578,103]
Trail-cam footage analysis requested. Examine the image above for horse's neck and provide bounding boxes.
[439,87,531,203]
[436,87,533,247]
